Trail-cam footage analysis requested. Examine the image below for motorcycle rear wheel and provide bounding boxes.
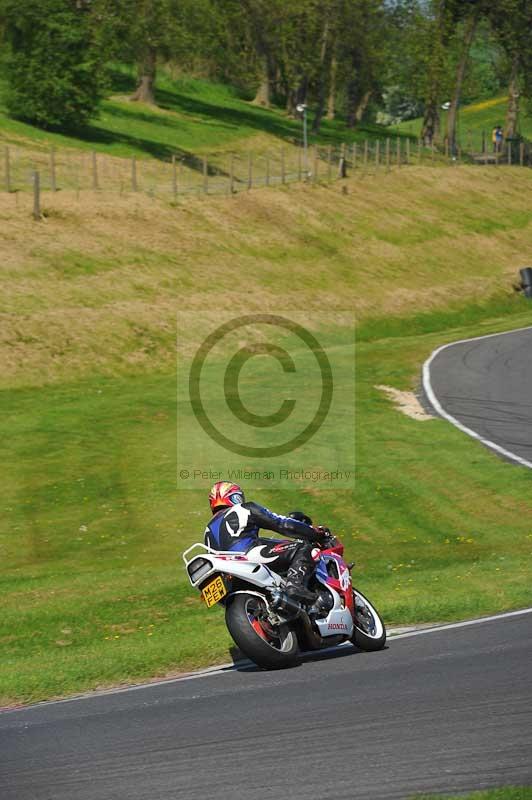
[351,589,386,651]
[225,593,300,669]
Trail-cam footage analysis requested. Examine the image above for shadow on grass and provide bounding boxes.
[58,114,232,176]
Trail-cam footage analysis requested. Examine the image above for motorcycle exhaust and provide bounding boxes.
[270,589,302,618]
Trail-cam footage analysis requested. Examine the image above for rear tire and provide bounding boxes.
[351,589,386,651]
[225,593,300,670]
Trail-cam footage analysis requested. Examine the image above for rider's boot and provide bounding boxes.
[284,559,316,603]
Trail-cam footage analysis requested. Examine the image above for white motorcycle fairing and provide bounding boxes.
[311,552,354,638]
[183,543,284,592]
[183,543,354,639]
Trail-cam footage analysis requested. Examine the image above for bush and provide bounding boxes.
[3,0,104,129]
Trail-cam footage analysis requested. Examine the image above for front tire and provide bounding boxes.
[225,593,300,669]
[351,589,386,651]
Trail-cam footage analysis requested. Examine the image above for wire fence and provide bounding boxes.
[2,135,531,216]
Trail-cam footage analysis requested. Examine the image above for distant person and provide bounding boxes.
[495,126,503,153]
[492,126,498,152]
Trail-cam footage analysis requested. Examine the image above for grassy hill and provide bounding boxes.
[1,165,532,704]
[0,67,393,162]
[395,96,532,149]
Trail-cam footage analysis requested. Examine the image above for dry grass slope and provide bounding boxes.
[1,165,531,388]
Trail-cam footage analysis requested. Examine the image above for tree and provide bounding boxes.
[489,0,532,139]
[94,0,196,106]
[115,0,177,105]
[446,4,483,151]
[2,0,104,128]
[335,0,386,129]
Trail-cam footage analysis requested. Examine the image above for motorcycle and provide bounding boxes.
[182,532,386,669]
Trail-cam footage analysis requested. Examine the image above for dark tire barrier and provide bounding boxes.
[520,268,532,299]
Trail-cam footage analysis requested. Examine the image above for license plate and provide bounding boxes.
[201,575,227,608]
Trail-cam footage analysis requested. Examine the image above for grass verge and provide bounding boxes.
[2,163,531,705]
[412,789,532,800]
[1,166,532,387]
[1,306,531,705]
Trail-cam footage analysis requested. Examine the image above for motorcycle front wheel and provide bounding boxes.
[351,589,386,651]
[225,593,300,669]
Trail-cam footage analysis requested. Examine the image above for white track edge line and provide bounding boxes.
[388,606,532,640]
[422,324,532,469]
[3,607,532,714]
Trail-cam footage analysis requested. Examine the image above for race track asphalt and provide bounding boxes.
[2,611,532,800]
[424,326,532,467]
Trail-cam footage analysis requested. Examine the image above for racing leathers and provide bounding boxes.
[204,502,321,601]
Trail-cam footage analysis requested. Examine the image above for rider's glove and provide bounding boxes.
[313,525,332,543]
[315,526,339,548]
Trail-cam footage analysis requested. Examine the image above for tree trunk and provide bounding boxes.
[447,10,479,153]
[286,78,307,118]
[312,18,331,134]
[286,87,297,116]
[326,54,337,120]
[421,100,440,145]
[131,47,157,105]
[252,61,271,107]
[346,79,360,128]
[504,55,520,139]
[355,89,371,123]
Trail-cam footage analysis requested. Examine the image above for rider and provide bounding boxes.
[204,481,327,602]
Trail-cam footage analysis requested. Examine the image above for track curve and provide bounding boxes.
[423,325,532,468]
[2,612,532,799]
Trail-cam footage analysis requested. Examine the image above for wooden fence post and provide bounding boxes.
[396,138,401,167]
[32,171,41,220]
[313,146,318,182]
[444,137,449,160]
[281,148,285,184]
[385,138,390,171]
[4,146,11,192]
[507,142,512,166]
[203,156,208,194]
[406,138,410,165]
[131,156,138,191]
[352,142,357,170]
[327,145,332,181]
[172,155,178,201]
[338,143,346,178]
[92,151,99,190]
[247,152,253,190]
[229,153,235,195]
[50,147,57,192]
[431,141,435,164]
[297,147,302,182]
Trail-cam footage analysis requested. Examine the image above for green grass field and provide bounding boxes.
[413,789,532,800]
[395,96,532,150]
[0,66,394,161]
[2,304,532,705]
[1,166,532,706]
